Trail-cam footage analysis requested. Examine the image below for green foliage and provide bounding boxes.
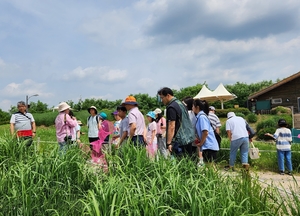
[173,83,203,100]
[28,100,48,113]
[247,113,258,123]
[33,112,58,126]
[215,107,251,118]
[235,112,245,118]
[270,106,292,115]
[0,109,10,125]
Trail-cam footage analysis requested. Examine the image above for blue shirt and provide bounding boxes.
[195,111,219,151]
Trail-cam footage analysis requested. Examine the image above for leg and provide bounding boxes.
[285,151,293,172]
[240,137,249,165]
[277,150,285,172]
[229,139,240,167]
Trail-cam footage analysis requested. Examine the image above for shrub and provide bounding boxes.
[270,106,292,115]
[235,112,245,118]
[215,107,251,118]
[247,113,258,123]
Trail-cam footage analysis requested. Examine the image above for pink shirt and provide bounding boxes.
[55,112,77,142]
[156,117,166,135]
[128,107,145,136]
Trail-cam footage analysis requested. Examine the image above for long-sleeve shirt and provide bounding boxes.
[55,112,77,142]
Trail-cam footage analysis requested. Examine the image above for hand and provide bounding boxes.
[168,144,172,152]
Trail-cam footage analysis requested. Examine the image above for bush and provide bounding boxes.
[247,113,258,123]
[270,106,292,115]
[235,112,245,118]
[216,107,251,118]
[0,109,10,125]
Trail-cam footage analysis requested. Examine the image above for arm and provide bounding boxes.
[215,127,220,134]
[118,131,128,147]
[10,123,15,136]
[129,123,136,138]
[196,130,208,147]
[31,121,36,138]
[227,130,232,141]
[167,121,175,152]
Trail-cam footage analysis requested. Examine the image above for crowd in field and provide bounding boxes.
[9,87,293,175]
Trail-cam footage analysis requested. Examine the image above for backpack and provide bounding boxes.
[172,99,195,146]
[87,115,99,127]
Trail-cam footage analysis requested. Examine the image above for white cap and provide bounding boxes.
[227,112,236,119]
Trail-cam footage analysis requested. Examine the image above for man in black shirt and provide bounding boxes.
[157,87,194,156]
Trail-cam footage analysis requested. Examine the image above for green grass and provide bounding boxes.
[1,124,300,215]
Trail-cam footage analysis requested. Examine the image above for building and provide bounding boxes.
[248,71,300,114]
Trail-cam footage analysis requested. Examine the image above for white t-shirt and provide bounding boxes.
[226,116,248,141]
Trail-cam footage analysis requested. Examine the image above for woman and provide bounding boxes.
[154,108,167,158]
[55,102,77,153]
[192,99,219,163]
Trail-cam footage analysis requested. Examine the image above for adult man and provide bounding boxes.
[157,87,194,156]
[122,96,146,146]
[225,112,249,171]
[208,106,221,134]
[10,101,36,146]
[116,105,129,148]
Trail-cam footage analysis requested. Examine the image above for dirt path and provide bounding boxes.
[220,169,300,194]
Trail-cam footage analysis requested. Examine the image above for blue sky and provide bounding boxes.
[1,0,300,111]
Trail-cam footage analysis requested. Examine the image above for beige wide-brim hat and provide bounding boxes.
[88,106,97,114]
[57,102,71,112]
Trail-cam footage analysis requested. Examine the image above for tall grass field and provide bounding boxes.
[0,124,299,215]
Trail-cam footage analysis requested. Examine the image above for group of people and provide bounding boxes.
[9,87,293,174]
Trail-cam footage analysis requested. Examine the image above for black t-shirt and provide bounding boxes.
[166,99,182,139]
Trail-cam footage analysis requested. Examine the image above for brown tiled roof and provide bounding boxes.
[248,71,300,99]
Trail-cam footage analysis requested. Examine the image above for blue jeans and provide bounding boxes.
[277,150,292,172]
[58,141,68,155]
[229,137,249,167]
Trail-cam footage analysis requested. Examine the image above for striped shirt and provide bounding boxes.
[208,112,221,130]
[273,127,292,151]
[10,112,35,131]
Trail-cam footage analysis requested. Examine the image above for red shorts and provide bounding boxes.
[17,130,33,137]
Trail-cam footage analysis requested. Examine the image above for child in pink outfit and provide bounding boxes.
[146,111,158,159]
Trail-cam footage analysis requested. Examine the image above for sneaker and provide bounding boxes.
[224,166,234,171]
[280,171,285,175]
[197,161,204,167]
[287,171,292,176]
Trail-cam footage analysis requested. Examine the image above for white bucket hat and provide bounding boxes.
[57,102,71,112]
[154,108,162,114]
[227,112,236,119]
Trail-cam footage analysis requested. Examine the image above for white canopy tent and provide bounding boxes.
[212,83,237,109]
[193,83,237,109]
[193,85,216,101]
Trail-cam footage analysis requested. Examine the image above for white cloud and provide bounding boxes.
[137,78,154,88]
[63,66,128,82]
[0,79,52,98]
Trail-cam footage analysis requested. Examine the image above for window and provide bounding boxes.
[271,98,282,104]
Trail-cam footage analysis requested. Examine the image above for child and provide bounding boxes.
[265,119,293,175]
[146,111,158,159]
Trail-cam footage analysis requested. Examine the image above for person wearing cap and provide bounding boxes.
[87,106,101,149]
[111,110,121,145]
[154,108,168,158]
[55,102,77,152]
[122,95,146,146]
[265,119,293,175]
[146,111,158,159]
[225,112,249,171]
[208,106,221,135]
[10,101,36,146]
[99,112,110,145]
[157,87,195,157]
[116,106,129,148]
